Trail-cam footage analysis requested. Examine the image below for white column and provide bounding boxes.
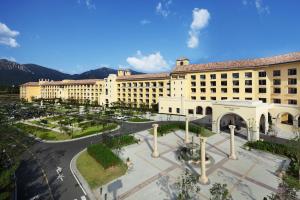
[152,124,159,158]
[199,137,208,184]
[185,116,189,143]
[229,125,237,160]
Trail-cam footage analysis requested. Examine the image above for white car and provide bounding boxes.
[115,116,125,120]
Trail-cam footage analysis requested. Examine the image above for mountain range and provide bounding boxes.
[0,59,142,86]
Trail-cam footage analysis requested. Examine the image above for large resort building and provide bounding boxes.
[20,52,300,141]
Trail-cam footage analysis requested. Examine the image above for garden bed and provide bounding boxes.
[127,117,152,123]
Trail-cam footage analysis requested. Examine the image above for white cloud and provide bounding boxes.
[77,0,96,10]
[0,22,20,48]
[126,51,169,73]
[140,19,151,25]
[0,56,16,62]
[242,0,270,15]
[156,0,172,17]
[187,8,210,49]
[255,0,270,14]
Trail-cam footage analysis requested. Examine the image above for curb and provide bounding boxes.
[30,126,120,143]
[70,148,96,200]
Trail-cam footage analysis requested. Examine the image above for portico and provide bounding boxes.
[212,100,269,141]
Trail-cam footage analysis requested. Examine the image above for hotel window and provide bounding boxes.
[200,74,206,80]
[191,75,196,80]
[232,73,239,79]
[191,82,196,87]
[221,81,227,86]
[188,109,194,114]
[210,74,216,79]
[245,80,252,86]
[273,70,281,77]
[221,73,227,79]
[200,81,206,86]
[200,88,206,93]
[211,88,216,93]
[233,80,239,86]
[288,88,297,94]
[288,78,297,85]
[169,107,172,113]
[245,88,252,93]
[259,80,266,85]
[273,88,281,94]
[176,108,180,114]
[288,68,297,76]
[245,72,252,78]
[191,96,196,100]
[259,98,267,103]
[210,81,216,86]
[259,71,267,77]
[211,97,216,100]
[288,99,297,105]
[221,97,227,100]
[245,98,252,100]
[273,79,281,85]
[273,99,281,104]
[191,88,196,93]
[200,97,206,100]
[233,88,239,93]
[259,88,267,93]
[221,88,227,93]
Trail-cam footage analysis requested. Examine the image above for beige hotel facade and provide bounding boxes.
[20,52,300,141]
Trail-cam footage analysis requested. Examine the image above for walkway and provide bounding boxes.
[97,130,287,200]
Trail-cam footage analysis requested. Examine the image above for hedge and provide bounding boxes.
[104,135,138,149]
[87,144,122,169]
[157,122,213,137]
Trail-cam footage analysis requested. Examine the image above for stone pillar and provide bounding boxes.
[185,116,189,143]
[229,125,237,160]
[199,137,208,184]
[152,124,159,158]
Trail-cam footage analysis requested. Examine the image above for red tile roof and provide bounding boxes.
[172,52,300,73]
[116,73,170,81]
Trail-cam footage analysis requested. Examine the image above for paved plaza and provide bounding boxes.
[94,129,288,200]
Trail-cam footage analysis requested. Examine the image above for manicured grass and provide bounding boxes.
[149,122,215,137]
[87,144,122,169]
[31,120,56,128]
[15,123,69,140]
[127,117,151,122]
[72,123,117,139]
[77,150,127,188]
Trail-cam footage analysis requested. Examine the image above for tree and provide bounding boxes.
[209,183,233,200]
[175,169,201,200]
[287,137,300,184]
[264,181,297,200]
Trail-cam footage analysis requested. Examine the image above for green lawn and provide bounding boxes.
[31,120,57,128]
[15,123,69,140]
[77,150,127,188]
[128,117,152,122]
[15,122,117,140]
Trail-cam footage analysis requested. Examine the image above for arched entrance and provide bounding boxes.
[279,113,294,125]
[259,114,266,134]
[196,106,203,115]
[218,113,248,139]
[298,116,300,127]
[205,107,212,115]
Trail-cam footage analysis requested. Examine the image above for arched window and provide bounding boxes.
[196,106,203,115]
[205,107,212,115]
[280,113,293,125]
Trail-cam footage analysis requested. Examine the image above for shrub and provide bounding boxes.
[104,135,138,149]
[87,144,122,169]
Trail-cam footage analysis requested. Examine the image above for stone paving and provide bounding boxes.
[95,130,289,200]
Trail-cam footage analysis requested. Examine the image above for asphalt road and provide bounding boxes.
[16,121,172,200]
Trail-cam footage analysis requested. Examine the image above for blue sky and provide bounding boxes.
[0,0,300,74]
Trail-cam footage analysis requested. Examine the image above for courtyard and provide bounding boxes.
[87,130,287,200]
